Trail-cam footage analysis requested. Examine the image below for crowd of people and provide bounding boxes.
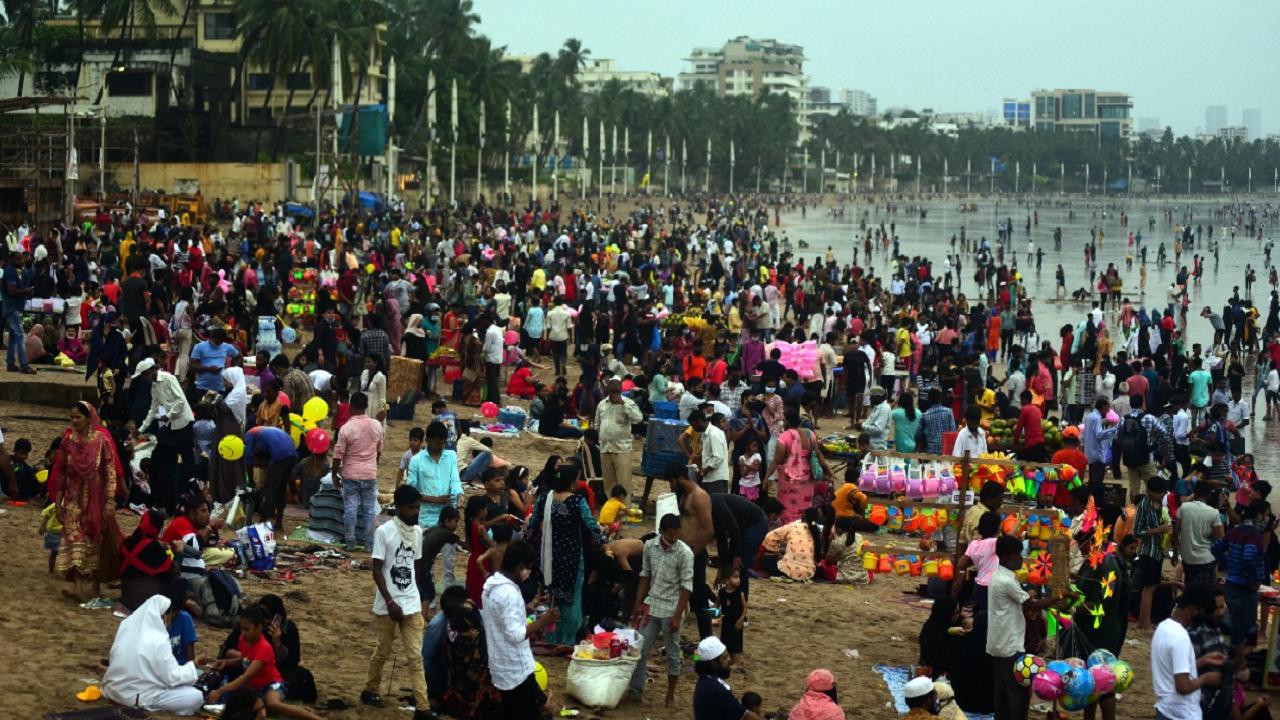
[4,191,1279,718]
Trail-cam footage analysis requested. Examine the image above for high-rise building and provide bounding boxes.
[1031,89,1132,141]
[577,59,671,97]
[679,37,809,137]
[1001,98,1030,128]
[1205,105,1228,135]
[1218,126,1248,143]
[839,89,877,117]
[1242,108,1262,140]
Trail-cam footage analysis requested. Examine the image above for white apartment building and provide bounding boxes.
[576,59,671,97]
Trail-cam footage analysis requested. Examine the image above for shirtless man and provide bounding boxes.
[667,466,715,638]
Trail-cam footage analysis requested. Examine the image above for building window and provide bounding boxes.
[1099,105,1128,119]
[204,11,236,40]
[1100,121,1121,139]
[1062,94,1082,119]
[1085,94,1096,118]
[106,71,151,97]
[286,72,311,90]
[248,73,273,91]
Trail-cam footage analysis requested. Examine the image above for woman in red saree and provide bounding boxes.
[48,400,126,602]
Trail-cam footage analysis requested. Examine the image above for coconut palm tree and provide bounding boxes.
[402,0,478,152]
[1,0,39,95]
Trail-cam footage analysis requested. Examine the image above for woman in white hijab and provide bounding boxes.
[102,591,204,715]
[222,366,249,427]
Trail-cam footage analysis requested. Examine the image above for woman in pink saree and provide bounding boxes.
[763,408,833,524]
[48,400,126,602]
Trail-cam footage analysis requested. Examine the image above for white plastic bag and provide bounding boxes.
[566,653,641,709]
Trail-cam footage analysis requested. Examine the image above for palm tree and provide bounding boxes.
[402,0,479,152]
[75,0,178,103]
[554,37,589,87]
[1,0,38,95]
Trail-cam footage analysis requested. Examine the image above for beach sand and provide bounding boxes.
[0,371,1164,719]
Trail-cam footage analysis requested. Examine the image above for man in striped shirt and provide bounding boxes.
[1134,475,1172,630]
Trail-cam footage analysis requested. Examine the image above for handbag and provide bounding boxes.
[808,430,825,481]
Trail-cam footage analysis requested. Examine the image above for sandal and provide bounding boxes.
[360,690,384,708]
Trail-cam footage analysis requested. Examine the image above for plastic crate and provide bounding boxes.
[645,417,689,452]
[653,401,679,420]
[641,449,688,477]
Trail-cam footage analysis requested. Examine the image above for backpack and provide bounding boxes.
[1116,412,1153,467]
[193,569,246,628]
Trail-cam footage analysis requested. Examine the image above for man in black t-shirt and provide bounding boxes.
[754,348,786,389]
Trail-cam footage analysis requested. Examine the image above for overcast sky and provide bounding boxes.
[478,0,1278,137]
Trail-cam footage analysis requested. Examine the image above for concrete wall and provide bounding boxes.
[112,162,287,202]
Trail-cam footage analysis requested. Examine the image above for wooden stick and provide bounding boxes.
[953,452,971,585]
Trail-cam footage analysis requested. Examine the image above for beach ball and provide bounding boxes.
[1013,654,1045,688]
[1087,649,1117,668]
[1090,663,1116,696]
[36,469,48,484]
[1032,669,1063,701]
[302,396,329,423]
[281,326,298,343]
[218,434,245,461]
[1062,666,1094,700]
[305,427,332,454]
[533,662,548,691]
[1059,692,1088,712]
[365,263,376,274]
[1065,657,1086,669]
[1110,661,1134,693]
[481,401,499,418]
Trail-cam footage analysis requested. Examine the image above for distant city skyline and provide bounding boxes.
[478,0,1278,137]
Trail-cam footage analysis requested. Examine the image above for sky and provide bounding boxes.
[477,0,1280,138]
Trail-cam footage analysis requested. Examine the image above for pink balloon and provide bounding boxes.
[277,390,291,408]
[1105,410,1120,424]
[1032,669,1064,701]
[1090,664,1116,695]
[481,401,499,418]
[621,379,636,392]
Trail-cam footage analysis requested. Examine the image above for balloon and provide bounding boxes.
[302,397,330,423]
[1105,409,1120,424]
[218,434,245,461]
[305,427,332,454]
[1012,654,1046,688]
[1062,666,1095,700]
[1110,661,1134,693]
[365,263,376,274]
[1090,664,1116,696]
[621,379,635,392]
[1032,669,1063,701]
[533,662,548,691]
[1087,649,1118,668]
[481,401,499,418]
[277,390,291,408]
[281,326,298,343]
[36,469,48,484]
[288,412,306,446]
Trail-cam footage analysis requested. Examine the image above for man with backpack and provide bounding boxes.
[1117,393,1167,503]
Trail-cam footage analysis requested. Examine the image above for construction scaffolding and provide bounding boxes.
[0,98,77,234]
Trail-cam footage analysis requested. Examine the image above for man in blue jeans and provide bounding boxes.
[2,250,34,374]
[333,392,383,551]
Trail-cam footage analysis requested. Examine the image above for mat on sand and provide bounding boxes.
[872,664,993,720]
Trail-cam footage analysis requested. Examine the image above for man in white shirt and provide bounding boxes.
[1004,366,1026,410]
[1151,584,1225,720]
[953,405,989,458]
[482,540,559,718]
[987,535,1070,720]
[362,485,432,718]
[699,413,730,494]
[594,378,643,495]
[483,314,505,406]
[544,297,573,376]
[135,358,196,514]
